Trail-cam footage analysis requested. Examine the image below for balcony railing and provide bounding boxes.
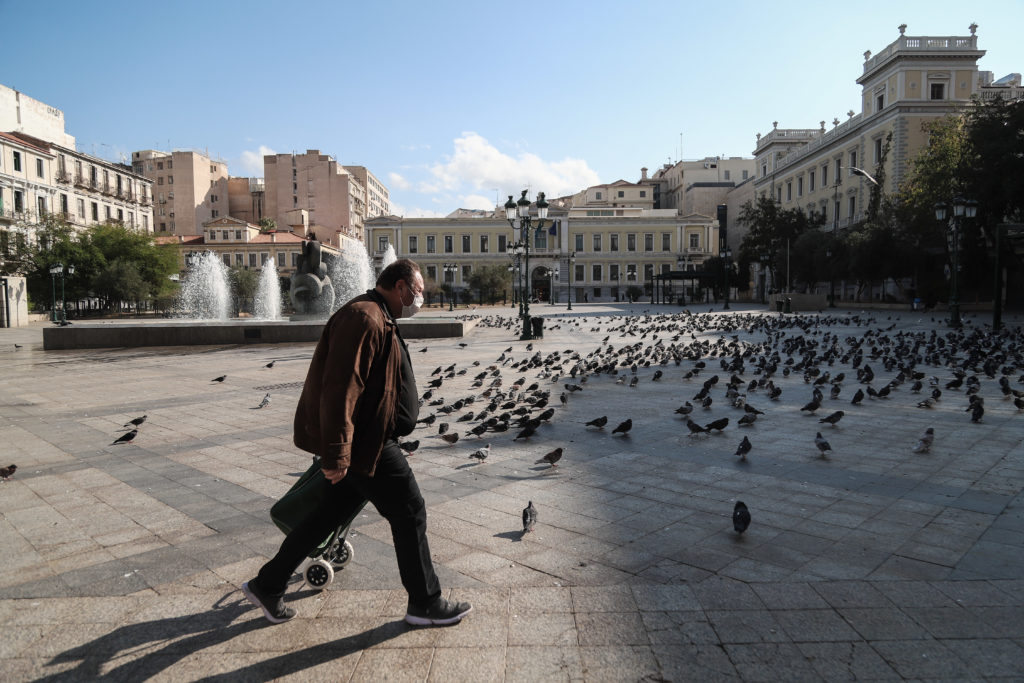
[56,170,72,184]
[74,175,87,187]
[89,178,100,191]
[101,183,113,195]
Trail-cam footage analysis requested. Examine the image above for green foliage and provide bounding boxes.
[92,259,150,307]
[229,266,259,314]
[625,285,643,301]
[468,264,511,303]
[737,195,824,290]
[258,218,277,232]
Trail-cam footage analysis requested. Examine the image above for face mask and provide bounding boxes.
[400,285,424,318]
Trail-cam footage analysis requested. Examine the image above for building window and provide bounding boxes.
[220,230,229,240]
[480,235,489,253]
[574,234,584,251]
[461,265,471,281]
[378,236,389,252]
[822,165,828,187]
[642,234,652,251]
[497,234,506,252]
[723,170,730,181]
[777,187,782,203]
[143,215,149,231]
[76,198,85,218]
[644,264,654,281]
[168,175,173,185]
[158,177,164,185]
[260,252,269,266]
[595,191,602,200]
[604,233,617,251]
[408,235,418,253]
[834,200,840,223]
[809,170,816,192]
[534,229,546,249]
[930,83,945,100]
[234,253,242,266]
[639,190,646,197]
[208,231,216,241]
[37,196,46,216]
[157,161,164,170]
[592,264,602,281]
[277,251,285,266]
[292,252,300,267]
[835,159,842,182]
[592,234,602,252]
[786,182,792,201]
[873,138,883,163]
[661,233,671,251]
[427,235,436,253]
[249,253,257,267]
[797,177,803,196]
[160,222,166,231]
[609,263,620,281]
[627,233,636,251]
[850,151,857,169]
[117,208,124,222]
[167,160,172,169]
[761,163,767,177]
[689,233,700,250]
[848,195,856,219]
[426,265,437,282]
[105,206,112,220]
[461,235,471,253]
[617,190,624,198]
[742,170,749,180]
[234,230,241,240]
[223,254,232,268]
[444,235,453,253]
[13,151,22,172]
[574,264,584,281]
[876,93,884,111]
[36,158,44,178]
[211,209,219,218]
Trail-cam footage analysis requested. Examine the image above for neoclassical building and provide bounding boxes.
[366,194,719,303]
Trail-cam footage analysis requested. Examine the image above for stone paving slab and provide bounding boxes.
[1,305,1024,680]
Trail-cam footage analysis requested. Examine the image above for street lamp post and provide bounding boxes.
[443,263,457,311]
[48,263,75,323]
[49,263,62,323]
[505,190,548,340]
[830,179,841,307]
[935,196,977,327]
[567,251,576,310]
[720,247,732,310]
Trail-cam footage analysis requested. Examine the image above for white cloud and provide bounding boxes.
[425,132,600,199]
[388,172,411,190]
[389,201,447,218]
[459,193,496,211]
[239,145,275,175]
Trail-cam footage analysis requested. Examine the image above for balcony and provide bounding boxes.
[101,183,114,196]
[140,196,151,206]
[56,170,72,184]
[73,175,87,187]
[89,178,101,191]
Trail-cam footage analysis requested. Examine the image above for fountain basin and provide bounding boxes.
[42,317,475,350]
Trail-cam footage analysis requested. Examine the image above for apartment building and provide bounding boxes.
[227,176,265,225]
[132,149,229,236]
[1,131,153,239]
[344,166,391,219]
[366,186,718,303]
[753,24,1021,230]
[263,150,367,248]
[648,157,756,213]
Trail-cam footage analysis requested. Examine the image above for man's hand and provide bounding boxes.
[321,466,348,484]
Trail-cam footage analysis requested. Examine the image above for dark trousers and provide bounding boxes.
[255,443,441,608]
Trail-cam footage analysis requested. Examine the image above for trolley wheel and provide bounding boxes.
[304,558,334,589]
[329,539,354,569]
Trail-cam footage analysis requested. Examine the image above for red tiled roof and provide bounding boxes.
[0,131,52,154]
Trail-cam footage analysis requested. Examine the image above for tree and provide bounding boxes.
[258,218,277,232]
[91,259,150,312]
[738,196,824,291]
[468,264,511,304]
[229,266,259,315]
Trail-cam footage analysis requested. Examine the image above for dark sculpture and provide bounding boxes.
[289,238,335,316]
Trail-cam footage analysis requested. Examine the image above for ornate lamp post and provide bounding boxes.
[720,246,732,310]
[505,190,548,340]
[49,263,63,323]
[443,263,458,311]
[567,251,576,310]
[935,196,977,327]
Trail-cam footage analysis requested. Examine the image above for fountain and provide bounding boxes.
[381,243,397,270]
[254,257,282,320]
[329,239,376,312]
[177,251,230,320]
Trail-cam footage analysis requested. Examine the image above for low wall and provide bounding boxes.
[42,316,473,350]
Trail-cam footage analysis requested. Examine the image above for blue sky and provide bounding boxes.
[4,0,1022,216]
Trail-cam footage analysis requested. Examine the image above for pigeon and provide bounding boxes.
[468,423,488,438]
[211,375,226,383]
[629,376,639,388]
[13,344,21,349]
[458,342,468,348]
[814,431,832,456]
[0,464,16,480]
[565,383,583,393]
[737,413,757,427]
[112,429,138,445]
[735,436,752,460]
[818,410,844,426]
[705,417,729,432]
[733,501,751,534]
[469,443,490,462]
[123,414,147,428]
[800,398,821,413]
[440,433,460,445]
[416,414,436,426]
[560,392,568,406]
[254,393,270,409]
[522,501,537,533]
[675,403,694,416]
[264,360,276,369]
[419,347,428,353]
[913,428,934,453]
[536,448,563,467]
[438,422,450,435]
[917,397,936,409]
[970,403,984,423]
[399,439,419,454]
[685,418,707,435]
[611,419,633,436]
[513,424,537,440]
[850,389,864,405]
[585,416,608,429]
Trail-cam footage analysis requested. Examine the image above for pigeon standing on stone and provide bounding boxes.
[814,431,832,456]
[611,418,633,436]
[522,501,537,533]
[112,429,138,445]
[440,432,460,445]
[124,414,147,428]
[818,410,844,426]
[399,439,419,455]
[0,464,16,481]
[211,375,226,383]
[536,448,563,467]
[733,501,751,534]
[585,416,608,429]
[913,427,934,453]
[265,360,276,369]
[254,393,270,409]
[469,443,491,462]
[735,436,752,460]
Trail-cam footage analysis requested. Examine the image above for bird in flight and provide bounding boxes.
[846,166,879,186]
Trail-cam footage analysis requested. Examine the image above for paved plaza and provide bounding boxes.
[1,303,1023,681]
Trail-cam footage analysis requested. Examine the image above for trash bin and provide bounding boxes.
[784,297,792,313]
[531,316,544,338]
[776,300,784,312]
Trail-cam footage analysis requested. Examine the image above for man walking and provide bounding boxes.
[243,259,472,627]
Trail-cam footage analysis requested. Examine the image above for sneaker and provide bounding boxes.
[404,597,473,626]
[242,580,296,624]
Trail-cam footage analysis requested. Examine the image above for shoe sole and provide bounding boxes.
[404,605,473,626]
[242,581,295,624]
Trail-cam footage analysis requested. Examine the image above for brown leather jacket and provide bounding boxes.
[293,291,401,476]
